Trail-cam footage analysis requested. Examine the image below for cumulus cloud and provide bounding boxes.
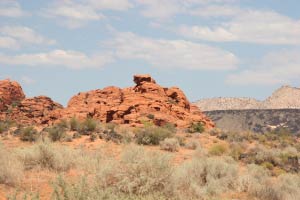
[226,49,300,85]
[43,0,132,28]
[105,32,238,70]
[0,50,114,69]
[179,10,300,45]
[0,26,56,47]
[0,1,27,18]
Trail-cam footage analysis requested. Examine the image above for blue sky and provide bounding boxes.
[1,0,300,106]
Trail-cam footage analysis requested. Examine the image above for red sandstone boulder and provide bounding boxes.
[60,74,214,128]
[0,79,25,111]
[3,96,63,125]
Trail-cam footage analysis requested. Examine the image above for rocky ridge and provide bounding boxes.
[0,75,214,129]
[195,85,300,111]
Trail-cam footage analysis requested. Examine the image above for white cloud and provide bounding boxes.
[0,36,20,49]
[105,32,238,70]
[0,49,114,69]
[135,0,182,20]
[43,0,132,28]
[179,10,300,45]
[0,1,27,18]
[190,5,242,17]
[226,49,300,85]
[0,26,56,46]
[134,0,238,20]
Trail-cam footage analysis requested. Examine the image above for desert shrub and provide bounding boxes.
[229,142,245,160]
[19,126,39,142]
[18,142,78,171]
[172,157,238,199]
[208,128,222,136]
[46,126,66,142]
[147,114,155,119]
[135,125,174,145]
[80,117,98,134]
[116,145,173,195]
[0,145,24,186]
[0,121,12,133]
[175,136,185,146]
[90,133,97,142]
[56,119,69,129]
[69,117,80,131]
[188,122,205,133]
[52,175,167,200]
[208,143,228,156]
[237,164,270,195]
[100,123,123,143]
[185,140,200,150]
[160,138,180,152]
[241,168,300,200]
[162,122,176,133]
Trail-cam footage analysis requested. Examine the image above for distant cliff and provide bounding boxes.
[196,85,300,111]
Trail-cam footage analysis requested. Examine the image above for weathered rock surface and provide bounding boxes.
[58,74,214,128]
[195,85,300,111]
[0,75,213,128]
[0,79,63,124]
[0,79,25,111]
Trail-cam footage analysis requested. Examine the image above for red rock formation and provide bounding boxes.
[0,79,25,111]
[0,79,63,124]
[5,96,63,124]
[59,74,214,128]
[0,75,214,128]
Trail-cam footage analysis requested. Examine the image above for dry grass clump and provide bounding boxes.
[117,145,173,195]
[0,144,23,186]
[18,141,78,172]
[185,140,200,150]
[172,156,238,199]
[239,164,300,200]
[208,143,228,156]
[160,138,180,152]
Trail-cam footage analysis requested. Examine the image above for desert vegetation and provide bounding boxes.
[1,118,300,199]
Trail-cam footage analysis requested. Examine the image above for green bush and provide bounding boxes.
[188,122,205,133]
[70,117,80,131]
[80,118,98,134]
[135,125,174,145]
[19,127,39,142]
[46,126,66,142]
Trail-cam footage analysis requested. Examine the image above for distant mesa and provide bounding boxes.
[195,85,300,111]
[0,75,214,129]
